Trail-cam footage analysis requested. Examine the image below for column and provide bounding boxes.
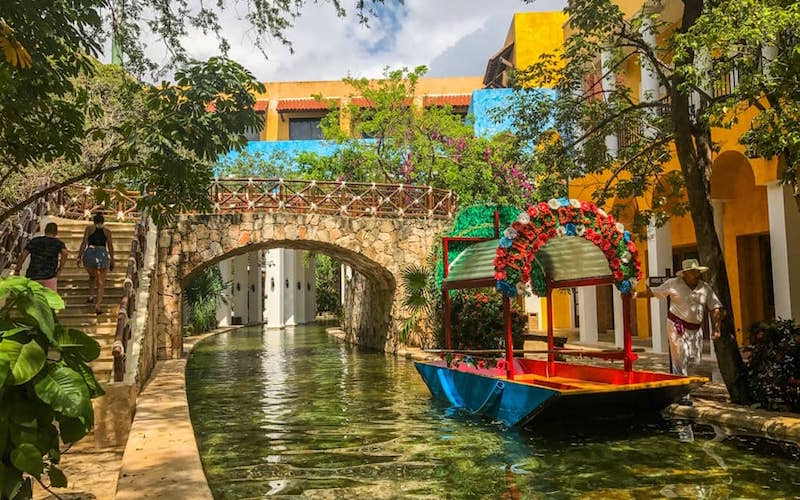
[767,182,800,321]
[294,251,306,324]
[265,249,286,328]
[216,260,232,327]
[305,254,317,322]
[647,218,672,353]
[578,286,598,344]
[600,50,619,157]
[613,288,624,348]
[247,251,262,324]
[638,16,660,104]
[283,250,296,326]
[230,254,249,325]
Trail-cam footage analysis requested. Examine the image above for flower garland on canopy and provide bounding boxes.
[494,198,643,297]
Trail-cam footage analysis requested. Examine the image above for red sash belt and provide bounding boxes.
[667,312,701,337]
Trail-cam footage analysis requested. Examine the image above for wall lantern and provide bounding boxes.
[236,283,241,291]
[285,279,289,289]
[307,282,311,291]
[270,278,275,291]
[297,281,301,290]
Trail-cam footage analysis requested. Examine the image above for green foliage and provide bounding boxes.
[314,255,341,317]
[0,277,103,498]
[433,204,521,289]
[221,66,536,207]
[745,319,800,413]
[184,265,228,335]
[678,0,800,206]
[398,263,438,346]
[443,289,526,350]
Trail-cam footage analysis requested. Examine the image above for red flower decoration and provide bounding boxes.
[494,270,506,280]
[538,202,550,214]
[613,270,624,281]
[528,206,539,218]
[627,241,637,252]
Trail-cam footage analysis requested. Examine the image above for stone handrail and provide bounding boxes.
[113,215,148,382]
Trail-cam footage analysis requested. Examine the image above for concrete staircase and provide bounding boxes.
[53,219,138,384]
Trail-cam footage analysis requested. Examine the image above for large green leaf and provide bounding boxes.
[0,276,31,301]
[0,463,24,499]
[18,295,55,341]
[33,364,92,424]
[49,465,67,488]
[55,327,101,362]
[62,352,104,398]
[31,284,65,311]
[1,326,32,338]
[0,357,9,387]
[0,340,46,385]
[57,416,88,443]
[10,443,44,477]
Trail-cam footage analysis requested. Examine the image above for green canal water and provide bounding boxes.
[186,324,800,499]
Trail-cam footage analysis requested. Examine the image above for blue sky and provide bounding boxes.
[121,0,567,82]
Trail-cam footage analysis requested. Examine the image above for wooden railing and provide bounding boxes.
[209,178,455,219]
[112,215,148,382]
[0,190,51,274]
[55,185,141,221]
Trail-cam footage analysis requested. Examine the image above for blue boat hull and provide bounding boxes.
[414,362,559,427]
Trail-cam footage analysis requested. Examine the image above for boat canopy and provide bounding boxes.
[440,199,645,378]
[442,239,498,290]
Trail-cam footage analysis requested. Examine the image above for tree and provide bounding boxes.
[272,66,539,206]
[1,58,265,225]
[680,0,800,210]
[1,0,393,222]
[184,265,228,335]
[0,277,103,498]
[507,0,758,402]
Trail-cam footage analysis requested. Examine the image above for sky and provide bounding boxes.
[124,0,567,82]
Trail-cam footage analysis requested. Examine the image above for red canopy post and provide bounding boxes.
[546,286,555,376]
[502,295,515,380]
[622,292,634,372]
[444,290,453,350]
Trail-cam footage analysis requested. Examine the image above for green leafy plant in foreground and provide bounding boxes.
[0,277,103,499]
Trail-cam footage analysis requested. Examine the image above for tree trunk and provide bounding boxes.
[670,0,751,404]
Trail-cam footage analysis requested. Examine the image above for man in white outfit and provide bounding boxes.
[637,259,724,403]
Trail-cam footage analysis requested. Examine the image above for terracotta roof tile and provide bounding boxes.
[207,99,268,113]
[423,94,471,107]
[276,98,335,111]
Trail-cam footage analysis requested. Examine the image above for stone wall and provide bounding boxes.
[156,212,447,357]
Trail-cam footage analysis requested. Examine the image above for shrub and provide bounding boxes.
[745,319,800,413]
[443,289,526,350]
[184,266,227,335]
[0,277,103,498]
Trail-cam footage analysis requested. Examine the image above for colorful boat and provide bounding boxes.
[414,201,707,427]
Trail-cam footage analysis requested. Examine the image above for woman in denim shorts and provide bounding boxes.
[77,213,115,314]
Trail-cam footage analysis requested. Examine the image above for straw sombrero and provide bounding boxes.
[676,258,709,276]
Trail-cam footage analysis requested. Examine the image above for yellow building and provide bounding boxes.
[484,6,800,353]
[245,77,482,142]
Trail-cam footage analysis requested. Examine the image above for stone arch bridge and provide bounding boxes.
[149,178,454,357]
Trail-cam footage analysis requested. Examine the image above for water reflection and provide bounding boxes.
[186,324,800,499]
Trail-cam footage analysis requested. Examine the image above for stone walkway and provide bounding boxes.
[115,333,221,499]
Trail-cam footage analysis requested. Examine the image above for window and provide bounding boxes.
[289,117,323,140]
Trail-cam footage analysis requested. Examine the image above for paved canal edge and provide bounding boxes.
[325,326,800,444]
[115,327,243,499]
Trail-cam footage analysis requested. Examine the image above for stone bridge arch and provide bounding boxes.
[156,211,448,357]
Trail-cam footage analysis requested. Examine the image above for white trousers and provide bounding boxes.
[667,319,703,376]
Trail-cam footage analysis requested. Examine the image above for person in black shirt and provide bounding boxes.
[14,222,68,291]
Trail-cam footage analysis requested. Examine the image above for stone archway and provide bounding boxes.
[155,212,447,358]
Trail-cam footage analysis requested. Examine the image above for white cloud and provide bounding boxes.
[111,0,567,82]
